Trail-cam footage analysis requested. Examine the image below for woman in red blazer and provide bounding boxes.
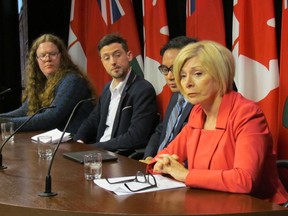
[147,40,288,204]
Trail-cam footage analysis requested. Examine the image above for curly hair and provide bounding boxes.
[23,34,94,115]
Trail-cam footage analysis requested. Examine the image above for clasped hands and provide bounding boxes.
[153,154,189,182]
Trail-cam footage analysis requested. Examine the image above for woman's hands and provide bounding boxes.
[153,154,189,182]
[139,156,153,164]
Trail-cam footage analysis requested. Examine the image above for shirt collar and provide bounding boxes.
[110,69,131,94]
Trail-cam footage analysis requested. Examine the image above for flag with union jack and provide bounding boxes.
[186,0,226,45]
[143,0,171,117]
[68,0,143,94]
[232,0,279,151]
[278,0,288,158]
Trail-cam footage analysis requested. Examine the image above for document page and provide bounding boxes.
[94,174,186,195]
[31,129,71,144]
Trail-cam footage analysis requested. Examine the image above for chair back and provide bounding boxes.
[277,160,288,208]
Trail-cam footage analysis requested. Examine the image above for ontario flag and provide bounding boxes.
[143,0,171,118]
[232,0,279,151]
[278,0,288,159]
[186,0,226,46]
[68,0,143,94]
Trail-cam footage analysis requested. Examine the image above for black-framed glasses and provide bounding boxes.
[36,52,60,62]
[158,64,173,76]
[105,171,157,192]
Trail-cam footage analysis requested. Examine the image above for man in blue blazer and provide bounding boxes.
[141,36,197,163]
[75,34,158,153]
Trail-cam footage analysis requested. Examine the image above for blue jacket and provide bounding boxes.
[75,70,158,152]
[0,73,94,134]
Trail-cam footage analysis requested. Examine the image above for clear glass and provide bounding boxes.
[1,122,14,142]
[84,153,102,180]
[37,136,53,159]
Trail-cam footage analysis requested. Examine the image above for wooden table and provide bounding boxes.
[0,132,287,216]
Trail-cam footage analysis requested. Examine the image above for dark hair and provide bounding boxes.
[97,33,129,54]
[160,36,198,56]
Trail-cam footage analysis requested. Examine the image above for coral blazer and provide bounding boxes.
[148,91,288,204]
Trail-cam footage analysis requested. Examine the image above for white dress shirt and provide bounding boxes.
[99,70,131,142]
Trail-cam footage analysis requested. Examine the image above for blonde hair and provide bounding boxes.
[173,40,235,97]
[23,34,93,115]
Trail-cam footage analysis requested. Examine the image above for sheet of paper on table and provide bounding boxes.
[94,174,186,195]
[31,128,71,144]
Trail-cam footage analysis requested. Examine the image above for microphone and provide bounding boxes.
[0,88,11,96]
[39,98,96,197]
[0,105,56,170]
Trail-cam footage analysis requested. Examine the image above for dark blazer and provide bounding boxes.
[75,70,158,152]
[143,92,193,159]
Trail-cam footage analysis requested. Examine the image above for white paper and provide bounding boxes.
[31,129,71,144]
[94,174,186,195]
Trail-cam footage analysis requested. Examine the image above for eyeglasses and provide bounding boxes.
[36,52,60,62]
[105,171,157,192]
[158,65,173,76]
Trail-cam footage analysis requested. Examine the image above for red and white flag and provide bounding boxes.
[186,0,226,45]
[278,0,288,158]
[68,0,143,94]
[232,0,279,150]
[143,0,171,117]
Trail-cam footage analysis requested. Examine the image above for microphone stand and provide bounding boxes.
[39,98,95,197]
[0,106,56,170]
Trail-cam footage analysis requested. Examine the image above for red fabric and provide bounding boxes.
[143,0,171,117]
[186,0,226,45]
[232,0,279,151]
[148,91,288,204]
[277,0,288,159]
[68,0,142,94]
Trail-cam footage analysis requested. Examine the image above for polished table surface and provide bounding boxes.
[0,131,287,216]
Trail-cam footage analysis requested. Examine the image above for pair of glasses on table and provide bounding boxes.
[105,171,157,192]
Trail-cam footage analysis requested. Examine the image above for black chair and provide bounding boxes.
[127,148,146,160]
[115,148,145,159]
[277,160,288,208]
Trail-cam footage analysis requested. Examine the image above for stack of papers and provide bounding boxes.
[94,174,186,195]
[31,129,71,144]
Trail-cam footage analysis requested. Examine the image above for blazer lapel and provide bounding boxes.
[162,93,178,133]
[97,86,112,137]
[102,90,111,116]
[111,71,137,136]
[187,93,234,169]
[201,93,234,168]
